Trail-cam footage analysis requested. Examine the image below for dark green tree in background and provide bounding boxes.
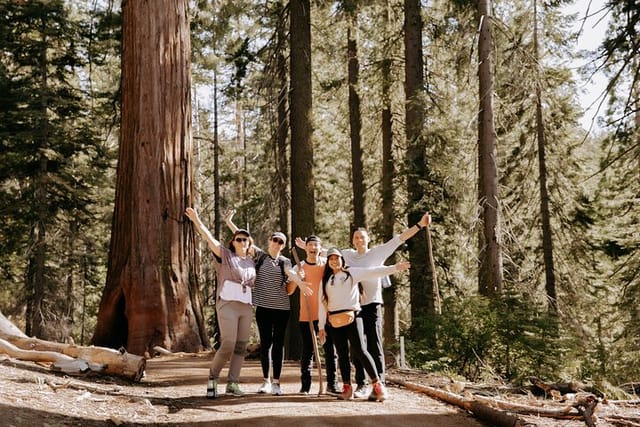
[0,0,111,341]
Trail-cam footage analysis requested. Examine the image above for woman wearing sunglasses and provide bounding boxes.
[185,207,256,399]
[224,209,292,396]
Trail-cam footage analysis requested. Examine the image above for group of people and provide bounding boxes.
[185,206,432,402]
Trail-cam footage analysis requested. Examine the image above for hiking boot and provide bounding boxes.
[339,384,354,400]
[326,383,340,395]
[226,382,245,397]
[271,383,282,396]
[368,381,388,402]
[354,384,369,398]
[258,381,271,394]
[206,377,217,399]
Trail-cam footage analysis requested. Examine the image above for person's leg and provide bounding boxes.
[347,317,379,382]
[255,306,273,380]
[348,317,388,402]
[322,323,338,391]
[226,302,252,393]
[367,303,385,382]
[271,308,290,381]
[331,326,353,399]
[298,322,313,393]
[209,301,238,379]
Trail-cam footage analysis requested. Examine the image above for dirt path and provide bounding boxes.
[0,353,484,426]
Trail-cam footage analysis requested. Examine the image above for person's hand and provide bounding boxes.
[185,207,199,223]
[395,261,411,272]
[223,208,236,223]
[419,212,432,228]
[295,237,306,250]
[297,268,306,280]
[299,281,313,297]
[318,329,326,345]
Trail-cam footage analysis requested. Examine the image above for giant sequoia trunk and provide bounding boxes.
[92,0,206,356]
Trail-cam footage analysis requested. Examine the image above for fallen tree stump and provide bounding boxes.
[0,332,145,382]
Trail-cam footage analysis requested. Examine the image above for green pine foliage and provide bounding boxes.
[0,0,117,342]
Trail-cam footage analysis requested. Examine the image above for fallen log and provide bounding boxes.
[389,377,527,427]
[0,332,145,382]
[0,312,27,338]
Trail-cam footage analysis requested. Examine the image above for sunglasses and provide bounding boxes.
[271,238,284,245]
[234,237,248,243]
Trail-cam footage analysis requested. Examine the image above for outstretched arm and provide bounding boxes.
[224,208,238,233]
[399,211,432,242]
[185,207,222,258]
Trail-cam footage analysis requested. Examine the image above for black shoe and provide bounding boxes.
[326,383,340,394]
[206,377,218,399]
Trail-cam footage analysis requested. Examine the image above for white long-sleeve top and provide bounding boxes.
[341,235,403,305]
[318,264,399,330]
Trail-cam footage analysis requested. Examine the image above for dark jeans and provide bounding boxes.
[256,306,290,380]
[299,320,337,391]
[333,316,378,385]
[354,303,385,386]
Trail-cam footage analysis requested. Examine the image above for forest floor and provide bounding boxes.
[0,352,636,427]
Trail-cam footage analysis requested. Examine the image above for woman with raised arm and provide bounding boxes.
[317,248,410,402]
[223,209,292,396]
[185,207,255,399]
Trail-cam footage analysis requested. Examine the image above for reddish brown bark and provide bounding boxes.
[91,0,206,356]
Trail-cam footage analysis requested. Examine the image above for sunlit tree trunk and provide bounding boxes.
[92,0,206,355]
[477,0,503,297]
[288,0,314,359]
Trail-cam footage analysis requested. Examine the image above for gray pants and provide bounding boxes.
[210,300,253,383]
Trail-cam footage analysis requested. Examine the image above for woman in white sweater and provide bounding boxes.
[316,248,409,402]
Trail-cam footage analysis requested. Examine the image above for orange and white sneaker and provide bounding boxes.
[368,381,388,402]
[339,383,354,400]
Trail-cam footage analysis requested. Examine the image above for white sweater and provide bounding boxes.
[318,264,399,330]
[341,235,403,305]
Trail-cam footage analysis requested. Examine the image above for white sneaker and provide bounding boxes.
[354,384,369,398]
[271,383,282,396]
[258,381,271,394]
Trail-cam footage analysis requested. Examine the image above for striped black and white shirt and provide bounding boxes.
[253,248,292,310]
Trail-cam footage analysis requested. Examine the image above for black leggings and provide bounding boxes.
[354,303,385,385]
[331,316,379,384]
[255,306,290,380]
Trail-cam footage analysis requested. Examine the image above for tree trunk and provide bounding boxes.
[28,28,51,340]
[404,0,434,334]
[288,0,314,360]
[380,0,399,347]
[92,0,207,356]
[533,0,557,316]
[276,1,290,237]
[347,7,366,229]
[477,0,503,297]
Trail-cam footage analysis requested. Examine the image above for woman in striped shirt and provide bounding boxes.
[225,210,292,396]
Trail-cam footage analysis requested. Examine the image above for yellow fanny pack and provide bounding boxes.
[328,310,356,328]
